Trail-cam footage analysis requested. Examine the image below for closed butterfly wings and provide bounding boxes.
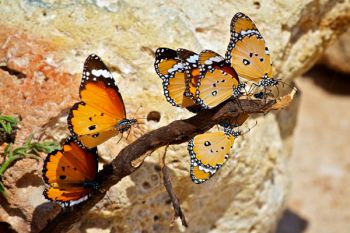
[188,114,248,184]
[226,12,276,87]
[154,48,202,112]
[42,138,99,206]
[68,54,136,148]
[195,50,242,108]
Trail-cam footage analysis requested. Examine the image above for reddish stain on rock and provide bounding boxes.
[0,26,80,144]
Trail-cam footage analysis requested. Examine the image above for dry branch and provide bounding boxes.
[40,93,293,233]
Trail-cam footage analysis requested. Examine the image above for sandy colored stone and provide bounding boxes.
[320,28,350,74]
[0,0,349,233]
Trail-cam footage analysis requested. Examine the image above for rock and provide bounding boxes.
[0,0,349,233]
[320,28,350,74]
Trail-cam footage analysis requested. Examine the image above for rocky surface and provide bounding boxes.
[0,0,349,232]
[287,67,350,233]
[320,28,350,74]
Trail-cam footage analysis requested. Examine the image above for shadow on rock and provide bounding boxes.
[16,171,43,188]
[275,208,308,233]
[306,65,350,95]
[31,202,61,233]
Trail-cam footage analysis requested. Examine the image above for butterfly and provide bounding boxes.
[68,54,136,149]
[193,50,245,108]
[154,48,202,112]
[42,137,100,206]
[188,114,248,184]
[225,12,278,88]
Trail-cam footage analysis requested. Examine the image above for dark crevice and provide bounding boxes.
[305,65,350,95]
[0,66,26,79]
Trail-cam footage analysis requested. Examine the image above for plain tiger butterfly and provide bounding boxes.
[225,12,278,88]
[42,137,99,206]
[68,54,136,148]
[154,48,202,112]
[194,50,245,108]
[188,114,249,184]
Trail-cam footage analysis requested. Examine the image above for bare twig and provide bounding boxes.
[40,95,293,233]
[160,146,188,227]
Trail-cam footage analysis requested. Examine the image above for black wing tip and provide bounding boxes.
[42,144,63,184]
[67,102,83,137]
[86,53,102,61]
[155,47,177,59]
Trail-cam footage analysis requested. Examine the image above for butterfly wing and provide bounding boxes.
[196,50,240,108]
[68,54,129,148]
[188,132,235,184]
[42,137,98,205]
[154,48,200,111]
[177,48,201,99]
[225,12,273,83]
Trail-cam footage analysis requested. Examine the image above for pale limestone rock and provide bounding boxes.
[320,28,350,74]
[0,0,349,233]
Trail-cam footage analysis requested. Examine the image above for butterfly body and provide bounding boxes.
[42,137,100,206]
[68,54,136,148]
[116,118,137,132]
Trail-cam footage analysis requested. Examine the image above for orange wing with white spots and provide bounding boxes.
[68,54,136,148]
[195,50,241,109]
[226,12,274,85]
[42,137,99,206]
[176,48,201,100]
[154,48,201,112]
[188,131,236,184]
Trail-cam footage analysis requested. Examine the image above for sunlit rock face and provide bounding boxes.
[320,28,350,74]
[0,0,349,232]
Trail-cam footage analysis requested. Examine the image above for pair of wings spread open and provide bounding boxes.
[155,12,271,183]
[43,54,136,205]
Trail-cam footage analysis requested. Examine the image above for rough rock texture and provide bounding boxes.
[320,28,350,74]
[0,0,349,233]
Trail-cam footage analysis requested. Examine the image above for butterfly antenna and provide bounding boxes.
[133,105,143,119]
[276,79,297,91]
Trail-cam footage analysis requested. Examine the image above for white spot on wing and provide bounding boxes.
[91,69,112,78]
[204,56,223,65]
[187,55,199,63]
[168,63,183,73]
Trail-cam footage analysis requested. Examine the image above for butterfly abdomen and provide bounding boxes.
[82,180,101,190]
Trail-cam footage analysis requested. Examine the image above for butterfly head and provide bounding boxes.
[232,82,246,98]
[223,126,241,138]
[260,76,278,87]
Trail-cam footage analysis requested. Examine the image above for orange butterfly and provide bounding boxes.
[154,48,202,112]
[193,50,245,108]
[42,137,99,206]
[68,54,136,148]
[226,12,277,88]
[188,114,248,184]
